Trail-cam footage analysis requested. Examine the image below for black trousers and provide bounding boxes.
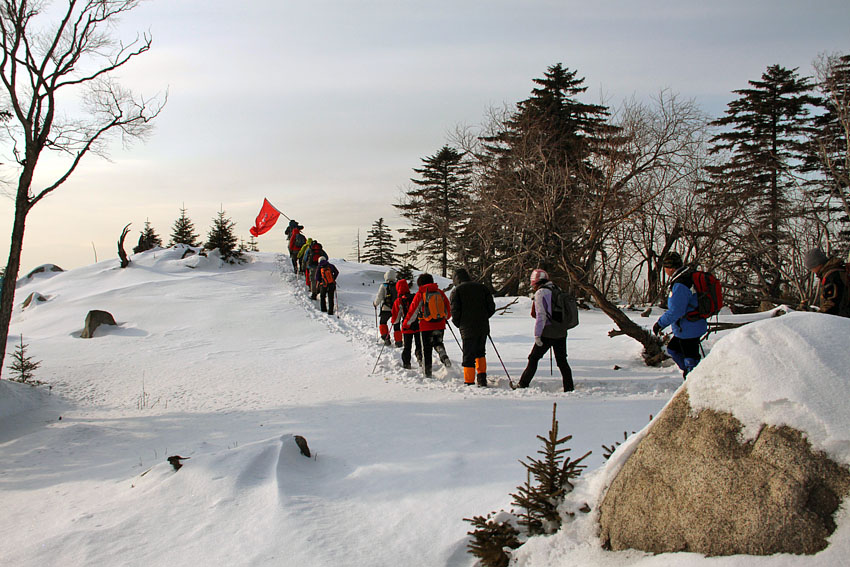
[319,283,336,314]
[402,332,423,366]
[461,333,487,368]
[421,329,447,371]
[518,336,573,392]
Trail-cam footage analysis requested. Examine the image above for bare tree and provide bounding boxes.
[0,0,164,376]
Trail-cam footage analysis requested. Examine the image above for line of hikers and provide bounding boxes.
[280,218,849,390]
[284,219,339,315]
[371,247,848,390]
[373,266,576,390]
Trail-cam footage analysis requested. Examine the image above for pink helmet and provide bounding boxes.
[530,268,549,287]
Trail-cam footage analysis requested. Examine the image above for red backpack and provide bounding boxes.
[686,271,723,321]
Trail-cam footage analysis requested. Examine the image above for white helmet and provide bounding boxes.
[530,268,549,287]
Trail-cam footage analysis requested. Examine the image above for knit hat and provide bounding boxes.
[804,248,828,270]
[661,252,683,269]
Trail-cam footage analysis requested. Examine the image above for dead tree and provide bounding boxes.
[118,224,132,268]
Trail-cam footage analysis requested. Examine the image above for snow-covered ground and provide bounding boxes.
[1,249,846,566]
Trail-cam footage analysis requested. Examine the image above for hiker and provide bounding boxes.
[392,278,423,369]
[373,269,402,346]
[804,247,849,317]
[652,252,707,378]
[284,220,305,273]
[449,268,496,387]
[306,240,327,298]
[297,237,313,275]
[315,258,339,315]
[403,273,452,378]
[517,269,574,392]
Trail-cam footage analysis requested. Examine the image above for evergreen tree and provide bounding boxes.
[471,63,621,294]
[205,208,243,263]
[362,218,399,267]
[706,64,818,306]
[7,335,41,384]
[396,146,472,278]
[168,205,200,247]
[133,219,162,254]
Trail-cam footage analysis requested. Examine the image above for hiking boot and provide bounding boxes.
[383,337,391,346]
[477,373,488,388]
[402,362,412,370]
[424,366,432,378]
[395,341,403,348]
[440,354,451,368]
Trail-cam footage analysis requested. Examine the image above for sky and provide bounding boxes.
[2,0,848,275]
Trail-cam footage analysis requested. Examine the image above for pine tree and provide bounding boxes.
[133,219,163,253]
[396,146,472,278]
[706,64,818,306]
[168,205,200,247]
[471,63,622,294]
[205,207,243,263]
[7,335,41,384]
[362,218,399,267]
[510,403,590,536]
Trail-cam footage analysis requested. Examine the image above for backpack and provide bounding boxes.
[399,294,417,328]
[548,285,579,332]
[419,290,448,322]
[320,266,335,285]
[686,270,723,321]
[293,232,306,249]
[382,282,397,308]
[309,242,323,263]
[821,263,850,317]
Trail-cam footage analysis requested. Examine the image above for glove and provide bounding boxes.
[652,322,662,336]
[534,337,544,347]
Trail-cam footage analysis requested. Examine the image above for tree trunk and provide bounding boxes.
[0,194,31,378]
[558,260,667,366]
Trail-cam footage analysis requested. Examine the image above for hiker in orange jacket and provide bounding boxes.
[403,273,451,378]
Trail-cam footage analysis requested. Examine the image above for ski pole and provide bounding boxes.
[488,334,515,389]
[371,341,387,374]
[446,322,463,351]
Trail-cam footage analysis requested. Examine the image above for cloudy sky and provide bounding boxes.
[2,0,848,275]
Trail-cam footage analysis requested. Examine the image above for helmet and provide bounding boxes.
[530,269,549,287]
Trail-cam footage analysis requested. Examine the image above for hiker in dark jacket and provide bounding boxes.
[306,241,327,299]
[517,269,574,392]
[403,273,452,378]
[653,252,707,378]
[804,247,849,318]
[392,279,422,369]
[450,268,496,387]
[284,220,304,273]
[315,258,339,315]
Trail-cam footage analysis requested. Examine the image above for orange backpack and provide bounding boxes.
[419,290,447,321]
[321,266,335,285]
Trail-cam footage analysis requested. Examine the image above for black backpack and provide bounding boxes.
[548,285,579,333]
[293,232,307,249]
[382,282,397,308]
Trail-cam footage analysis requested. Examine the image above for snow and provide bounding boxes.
[1,250,847,566]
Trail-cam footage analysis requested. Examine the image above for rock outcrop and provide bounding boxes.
[81,310,118,338]
[598,389,850,556]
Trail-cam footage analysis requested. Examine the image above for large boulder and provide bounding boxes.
[598,389,850,556]
[598,313,850,556]
[81,310,117,338]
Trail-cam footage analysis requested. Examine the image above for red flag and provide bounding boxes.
[249,199,281,237]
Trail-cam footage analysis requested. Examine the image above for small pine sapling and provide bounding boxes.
[511,403,590,536]
[7,335,42,385]
[464,511,521,567]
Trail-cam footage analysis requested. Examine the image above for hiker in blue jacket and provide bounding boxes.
[653,252,707,378]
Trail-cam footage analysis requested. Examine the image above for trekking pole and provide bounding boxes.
[371,341,387,374]
[550,348,553,376]
[446,322,463,351]
[488,334,515,389]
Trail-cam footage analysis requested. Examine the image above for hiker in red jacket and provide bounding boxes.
[403,273,451,378]
[391,278,422,369]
